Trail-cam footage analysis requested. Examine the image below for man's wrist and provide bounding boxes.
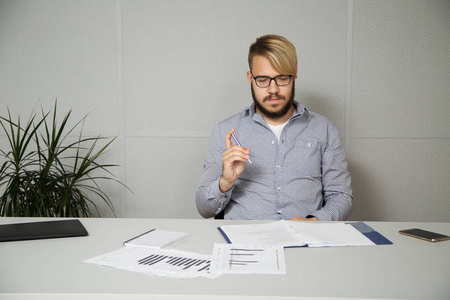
[219,176,234,193]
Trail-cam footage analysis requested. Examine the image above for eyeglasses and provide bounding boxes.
[250,72,292,88]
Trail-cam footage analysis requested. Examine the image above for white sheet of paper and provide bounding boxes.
[219,221,375,248]
[124,229,189,249]
[84,247,219,279]
[219,221,306,247]
[283,221,375,247]
[209,243,286,274]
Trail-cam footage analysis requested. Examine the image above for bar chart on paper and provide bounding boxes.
[84,247,218,279]
[137,253,211,272]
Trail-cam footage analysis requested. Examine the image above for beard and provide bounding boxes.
[252,81,295,119]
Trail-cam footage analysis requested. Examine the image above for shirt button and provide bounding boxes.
[276,164,280,169]
[272,141,275,144]
[277,209,282,214]
[277,186,281,191]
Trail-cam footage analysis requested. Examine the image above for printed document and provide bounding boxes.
[218,220,375,247]
[209,243,286,274]
[84,247,219,279]
[286,221,375,247]
[219,221,306,247]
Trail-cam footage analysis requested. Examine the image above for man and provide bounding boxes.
[196,34,353,221]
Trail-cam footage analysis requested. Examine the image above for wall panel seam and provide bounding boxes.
[345,0,354,156]
[116,0,127,217]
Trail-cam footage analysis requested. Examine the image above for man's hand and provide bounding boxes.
[289,217,319,221]
[219,128,251,193]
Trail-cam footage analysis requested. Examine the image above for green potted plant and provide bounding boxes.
[0,101,124,217]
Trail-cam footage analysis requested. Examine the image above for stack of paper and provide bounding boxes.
[286,221,375,247]
[85,228,217,279]
[218,220,383,248]
[85,247,219,279]
[85,222,391,279]
[218,221,306,247]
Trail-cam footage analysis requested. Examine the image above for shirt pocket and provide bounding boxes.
[284,138,322,177]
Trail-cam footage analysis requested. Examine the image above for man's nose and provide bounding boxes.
[267,79,280,93]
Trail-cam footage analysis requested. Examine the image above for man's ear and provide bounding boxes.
[247,71,252,84]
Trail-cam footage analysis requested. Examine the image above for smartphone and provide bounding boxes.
[399,228,450,242]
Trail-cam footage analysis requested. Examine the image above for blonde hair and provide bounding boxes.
[248,34,298,79]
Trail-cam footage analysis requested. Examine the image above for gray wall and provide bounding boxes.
[1,0,449,221]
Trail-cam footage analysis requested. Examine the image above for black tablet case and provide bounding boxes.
[0,219,88,242]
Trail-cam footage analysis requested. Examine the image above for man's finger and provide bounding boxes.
[225,128,235,149]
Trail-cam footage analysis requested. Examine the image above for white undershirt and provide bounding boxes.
[268,120,289,143]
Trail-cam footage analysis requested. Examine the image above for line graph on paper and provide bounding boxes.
[209,244,286,274]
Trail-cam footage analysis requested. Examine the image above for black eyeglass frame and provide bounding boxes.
[250,72,293,88]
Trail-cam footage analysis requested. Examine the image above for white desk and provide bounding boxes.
[0,218,449,300]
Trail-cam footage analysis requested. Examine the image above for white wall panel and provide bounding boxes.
[0,0,119,134]
[349,139,450,222]
[125,137,210,219]
[122,0,348,134]
[352,0,450,138]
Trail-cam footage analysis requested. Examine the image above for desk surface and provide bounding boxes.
[0,218,449,300]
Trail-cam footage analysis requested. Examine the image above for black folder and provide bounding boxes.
[0,219,88,242]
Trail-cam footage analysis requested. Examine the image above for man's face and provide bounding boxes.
[247,55,295,123]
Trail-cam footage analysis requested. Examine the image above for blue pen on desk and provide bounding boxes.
[231,133,252,164]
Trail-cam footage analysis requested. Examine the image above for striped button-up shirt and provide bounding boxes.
[196,102,353,221]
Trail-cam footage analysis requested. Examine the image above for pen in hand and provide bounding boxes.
[231,133,252,164]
